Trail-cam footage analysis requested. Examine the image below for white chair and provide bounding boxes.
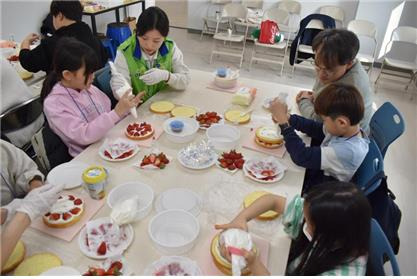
[241,0,263,9]
[375,26,417,90]
[276,0,301,40]
[201,0,232,40]
[249,8,290,76]
[291,19,325,76]
[347,19,378,75]
[210,3,249,68]
[319,5,344,27]
[234,0,264,41]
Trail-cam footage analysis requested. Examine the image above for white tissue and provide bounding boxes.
[220,229,253,276]
[109,61,137,118]
[110,196,140,225]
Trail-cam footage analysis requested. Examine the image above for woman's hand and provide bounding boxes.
[114,91,144,117]
[296,90,314,104]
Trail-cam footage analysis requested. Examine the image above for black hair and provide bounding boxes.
[312,29,360,69]
[314,83,364,125]
[40,37,98,102]
[50,0,83,22]
[136,6,169,37]
[287,181,371,275]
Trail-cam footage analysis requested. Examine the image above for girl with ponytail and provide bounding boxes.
[42,37,143,157]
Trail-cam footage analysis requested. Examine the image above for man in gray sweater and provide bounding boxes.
[296,29,374,134]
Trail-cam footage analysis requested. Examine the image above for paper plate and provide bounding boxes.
[47,162,89,189]
[40,266,81,276]
[155,188,202,217]
[150,101,175,113]
[177,149,217,170]
[98,143,140,162]
[242,159,286,184]
[78,217,134,260]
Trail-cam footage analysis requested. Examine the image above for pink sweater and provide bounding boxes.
[44,83,121,157]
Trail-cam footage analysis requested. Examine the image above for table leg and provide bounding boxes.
[115,8,120,22]
[91,15,97,35]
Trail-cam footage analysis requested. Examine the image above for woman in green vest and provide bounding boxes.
[110,6,191,103]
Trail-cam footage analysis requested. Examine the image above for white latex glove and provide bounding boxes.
[139,68,169,85]
[2,198,23,224]
[109,62,137,118]
[16,183,64,222]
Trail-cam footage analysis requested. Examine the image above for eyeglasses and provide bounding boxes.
[311,61,337,75]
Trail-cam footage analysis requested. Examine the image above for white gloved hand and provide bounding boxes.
[16,183,64,222]
[2,198,23,224]
[139,68,169,85]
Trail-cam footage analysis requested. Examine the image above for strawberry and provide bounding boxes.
[142,157,150,165]
[154,158,161,167]
[149,154,156,164]
[235,158,245,165]
[159,162,165,169]
[68,195,75,200]
[44,212,51,217]
[93,268,106,276]
[97,241,107,255]
[235,161,244,169]
[50,213,60,220]
[74,198,82,205]
[220,161,228,168]
[63,212,71,220]
[109,261,123,271]
[104,150,112,159]
[106,267,122,276]
[70,207,81,215]
[228,164,236,171]
[225,159,233,165]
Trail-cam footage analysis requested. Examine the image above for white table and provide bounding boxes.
[19,69,309,275]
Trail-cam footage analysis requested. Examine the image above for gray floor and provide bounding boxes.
[168,27,417,275]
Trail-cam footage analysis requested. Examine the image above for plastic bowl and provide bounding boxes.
[206,124,241,151]
[163,117,199,144]
[148,209,200,255]
[107,181,154,221]
[214,75,238,89]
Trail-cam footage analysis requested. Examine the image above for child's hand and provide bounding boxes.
[269,98,288,124]
[215,216,248,231]
[114,91,143,117]
[296,90,314,103]
[242,248,258,266]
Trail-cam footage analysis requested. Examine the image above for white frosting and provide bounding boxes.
[110,196,140,225]
[45,195,84,225]
[50,199,75,214]
[259,127,279,139]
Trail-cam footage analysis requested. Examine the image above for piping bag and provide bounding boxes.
[220,228,253,276]
[109,61,137,118]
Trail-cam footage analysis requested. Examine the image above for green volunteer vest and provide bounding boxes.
[119,35,174,102]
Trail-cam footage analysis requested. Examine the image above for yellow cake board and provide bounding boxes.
[224,110,251,124]
[14,252,62,276]
[171,106,197,118]
[1,240,25,274]
[150,101,175,113]
[243,191,279,220]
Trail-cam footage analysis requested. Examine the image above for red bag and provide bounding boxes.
[259,20,279,44]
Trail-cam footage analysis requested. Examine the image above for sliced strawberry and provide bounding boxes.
[104,150,112,159]
[142,157,150,165]
[44,212,51,217]
[149,154,156,164]
[70,207,81,215]
[228,164,236,171]
[109,261,123,271]
[154,158,161,167]
[97,241,107,255]
[68,195,75,200]
[93,268,106,276]
[63,212,71,220]
[225,159,233,165]
[74,198,82,205]
[220,161,228,168]
[235,161,244,169]
[50,213,60,220]
[134,132,140,137]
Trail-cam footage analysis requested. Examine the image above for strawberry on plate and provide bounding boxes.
[216,150,245,173]
[196,111,222,129]
[139,152,170,169]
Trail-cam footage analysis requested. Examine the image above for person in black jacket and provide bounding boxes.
[19,0,107,73]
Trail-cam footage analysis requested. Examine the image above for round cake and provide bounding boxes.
[255,126,284,149]
[14,253,62,276]
[125,122,154,140]
[18,70,33,80]
[43,194,84,228]
[224,110,251,124]
[1,240,25,274]
[210,233,257,276]
[171,106,197,118]
[243,191,279,220]
[150,101,175,114]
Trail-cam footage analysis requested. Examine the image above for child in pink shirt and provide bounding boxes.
[42,38,143,157]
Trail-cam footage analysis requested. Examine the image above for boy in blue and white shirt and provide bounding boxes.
[269,83,369,193]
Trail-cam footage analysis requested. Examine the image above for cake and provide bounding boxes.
[18,70,33,80]
[255,126,284,149]
[224,110,251,124]
[210,234,256,276]
[243,191,279,220]
[170,106,197,118]
[232,87,256,106]
[169,120,184,133]
[1,240,25,274]
[150,101,175,114]
[125,122,154,140]
[43,194,84,228]
[14,253,62,276]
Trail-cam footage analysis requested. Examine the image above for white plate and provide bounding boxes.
[215,159,239,174]
[98,144,139,162]
[155,188,202,217]
[242,158,286,184]
[78,217,134,260]
[177,149,217,170]
[47,162,89,189]
[40,266,81,276]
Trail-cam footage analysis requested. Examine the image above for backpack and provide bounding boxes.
[365,171,401,254]
[259,20,279,44]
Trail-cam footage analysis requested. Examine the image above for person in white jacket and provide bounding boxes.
[0,140,44,206]
[110,6,190,103]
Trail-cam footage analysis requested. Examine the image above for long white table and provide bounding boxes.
[20,69,309,275]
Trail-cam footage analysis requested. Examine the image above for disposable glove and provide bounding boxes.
[139,68,169,85]
[2,198,23,224]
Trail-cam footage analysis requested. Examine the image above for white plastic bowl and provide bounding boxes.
[107,181,154,221]
[148,209,200,255]
[163,117,199,144]
[206,124,241,151]
[213,70,239,89]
